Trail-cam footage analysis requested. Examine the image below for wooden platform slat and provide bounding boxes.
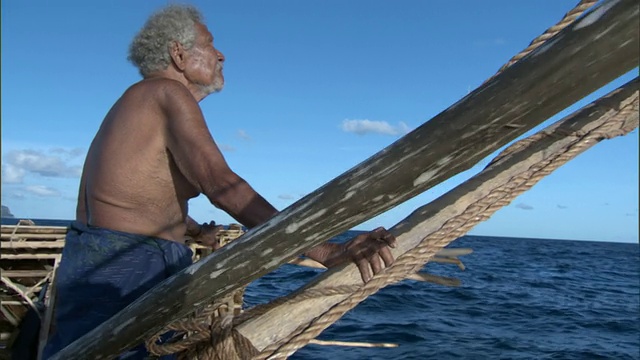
[0,254,61,260]
[1,234,67,240]
[1,270,53,278]
[1,241,65,249]
[1,226,68,234]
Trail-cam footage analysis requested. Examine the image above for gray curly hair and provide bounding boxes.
[128,5,204,77]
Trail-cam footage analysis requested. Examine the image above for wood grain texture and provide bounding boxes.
[237,77,638,352]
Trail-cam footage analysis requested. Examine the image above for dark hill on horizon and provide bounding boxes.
[1,205,14,218]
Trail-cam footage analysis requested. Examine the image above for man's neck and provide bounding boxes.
[145,70,207,102]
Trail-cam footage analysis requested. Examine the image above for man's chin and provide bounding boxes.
[200,82,224,95]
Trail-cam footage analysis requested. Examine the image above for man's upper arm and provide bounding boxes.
[159,81,233,196]
[75,173,88,223]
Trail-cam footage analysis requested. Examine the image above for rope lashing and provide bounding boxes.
[255,85,639,360]
[486,0,597,83]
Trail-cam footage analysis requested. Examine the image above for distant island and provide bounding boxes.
[1,205,15,218]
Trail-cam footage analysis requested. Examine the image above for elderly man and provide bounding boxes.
[42,5,395,359]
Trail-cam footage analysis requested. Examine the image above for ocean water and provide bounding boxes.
[246,233,640,360]
[3,219,639,359]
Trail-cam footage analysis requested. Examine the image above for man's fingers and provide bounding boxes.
[369,228,396,248]
[384,233,397,248]
[345,227,398,283]
[357,259,372,283]
[369,254,383,275]
[202,224,224,236]
[372,227,389,240]
[379,247,394,267]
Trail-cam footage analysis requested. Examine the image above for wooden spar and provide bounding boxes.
[289,249,471,269]
[51,1,639,358]
[0,270,53,278]
[0,254,62,260]
[309,339,398,348]
[236,77,639,353]
[1,240,66,248]
[0,226,68,234]
[290,257,465,286]
[1,234,66,240]
[431,248,472,257]
[407,273,461,287]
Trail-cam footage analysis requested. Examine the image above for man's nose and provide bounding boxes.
[216,50,225,62]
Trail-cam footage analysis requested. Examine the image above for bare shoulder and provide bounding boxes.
[124,78,194,105]
[115,78,202,128]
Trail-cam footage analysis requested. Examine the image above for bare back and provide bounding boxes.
[80,78,198,241]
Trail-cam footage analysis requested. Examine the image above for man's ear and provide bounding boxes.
[169,41,187,71]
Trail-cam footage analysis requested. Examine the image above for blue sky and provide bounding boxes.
[1,1,637,243]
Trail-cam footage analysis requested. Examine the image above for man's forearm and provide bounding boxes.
[207,175,278,229]
[304,242,345,267]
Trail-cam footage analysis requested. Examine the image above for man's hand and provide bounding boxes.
[193,221,225,250]
[305,227,397,283]
[343,227,396,282]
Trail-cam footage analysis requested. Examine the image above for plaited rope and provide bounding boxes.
[256,88,638,360]
[485,0,597,83]
[146,284,361,356]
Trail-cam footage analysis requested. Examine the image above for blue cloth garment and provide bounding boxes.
[42,221,193,359]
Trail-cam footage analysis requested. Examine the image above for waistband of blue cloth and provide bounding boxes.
[69,221,191,253]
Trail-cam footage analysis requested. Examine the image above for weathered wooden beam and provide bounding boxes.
[236,77,639,354]
[51,1,639,358]
[1,234,66,240]
[0,226,68,234]
[0,270,52,278]
[309,339,398,348]
[289,249,471,269]
[290,257,463,285]
[1,240,66,248]
[0,306,21,327]
[38,260,61,360]
[0,254,61,260]
[0,277,40,316]
[407,273,461,287]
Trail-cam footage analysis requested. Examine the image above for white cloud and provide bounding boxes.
[24,185,61,197]
[341,119,411,136]
[238,129,251,140]
[2,190,26,200]
[2,149,83,182]
[515,203,534,210]
[397,121,410,134]
[473,38,507,47]
[219,144,236,152]
[2,164,26,183]
[49,147,85,158]
[278,194,295,200]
